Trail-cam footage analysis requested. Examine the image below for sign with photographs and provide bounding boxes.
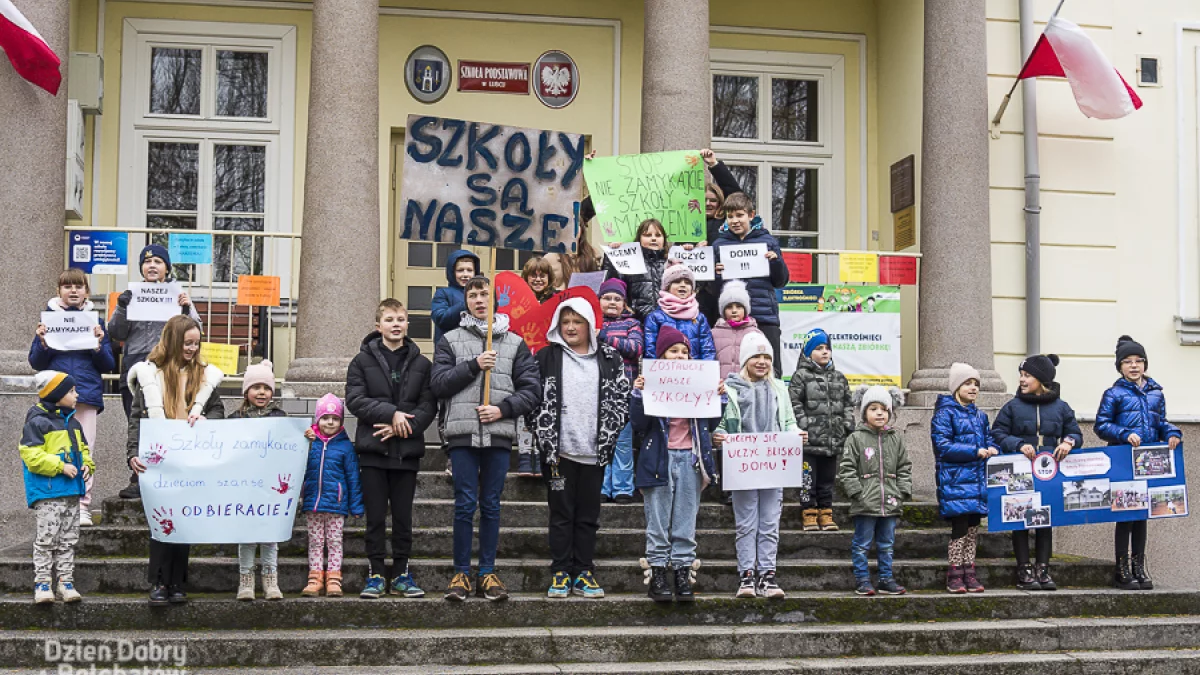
[987,444,1188,532]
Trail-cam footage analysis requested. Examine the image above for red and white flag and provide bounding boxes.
[1019,17,1141,119]
[0,0,61,95]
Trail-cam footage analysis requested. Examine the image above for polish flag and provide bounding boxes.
[1018,17,1141,120]
[0,0,61,95]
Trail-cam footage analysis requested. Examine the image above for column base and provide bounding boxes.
[907,367,1010,408]
[0,351,36,392]
[283,357,352,398]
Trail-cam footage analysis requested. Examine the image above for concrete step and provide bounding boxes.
[5,618,1200,668]
[109,650,1200,675]
[70,524,1012,560]
[100,497,947,530]
[2,589,1195,631]
[0,556,1114,595]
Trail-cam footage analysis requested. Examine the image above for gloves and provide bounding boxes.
[117,290,132,308]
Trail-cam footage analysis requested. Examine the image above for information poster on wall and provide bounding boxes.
[986,444,1188,532]
[400,114,585,253]
[137,417,310,543]
[777,285,902,386]
[584,150,706,244]
[168,233,214,265]
[721,432,805,491]
[69,231,128,275]
[641,358,721,418]
[200,342,241,375]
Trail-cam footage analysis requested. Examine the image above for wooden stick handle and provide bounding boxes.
[482,248,497,407]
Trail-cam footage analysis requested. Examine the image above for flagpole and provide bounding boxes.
[990,0,1069,127]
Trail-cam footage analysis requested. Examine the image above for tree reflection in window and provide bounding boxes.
[214,217,265,282]
[147,142,200,281]
[216,51,269,118]
[725,165,758,205]
[712,75,757,139]
[213,144,266,282]
[772,166,818,249]
[772,79,817,142]
[150,48,202,115]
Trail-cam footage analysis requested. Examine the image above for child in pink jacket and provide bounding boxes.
[712,281,764,381]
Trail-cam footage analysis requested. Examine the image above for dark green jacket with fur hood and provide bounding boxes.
[788,356,854,457]
[839,423,912,517]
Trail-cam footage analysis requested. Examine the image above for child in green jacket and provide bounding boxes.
[838,385,910,597]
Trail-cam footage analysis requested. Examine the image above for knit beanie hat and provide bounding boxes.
[719,280,751,317]
[598,277,627,300]
[1115,335,1148,372]
[948,362,981,396]
[139,244,171,273]
[314,393,344,421]
[739,331,773,369]
[242,360,276,394]
[660,261,695,291]
[801,328,830,358]
[656,325,689,358]
[1019,354,1059,386]
[854,384,905,421]
[35,370,76,404]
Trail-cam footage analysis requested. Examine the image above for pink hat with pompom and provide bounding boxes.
[314,393,344,422]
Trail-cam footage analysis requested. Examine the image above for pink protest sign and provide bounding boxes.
[721,432,806,490]
[641,358,721,418]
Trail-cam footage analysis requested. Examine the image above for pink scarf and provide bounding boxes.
[658,291,699,320]
[728,318,752,328]
[311,423,341,442]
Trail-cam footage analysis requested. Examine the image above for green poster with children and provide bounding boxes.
[583,150,707,243]
[778,285,902,386]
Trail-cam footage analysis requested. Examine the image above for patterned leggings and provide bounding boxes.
[947,514,982,566]
[306,512,345,572]
[34,497,80,583]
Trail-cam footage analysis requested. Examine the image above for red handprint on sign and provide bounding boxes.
[152,508,175,536]
[145,443,168,465]
[272,474,293,494]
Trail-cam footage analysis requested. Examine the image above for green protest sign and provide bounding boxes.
[583,150,707,243]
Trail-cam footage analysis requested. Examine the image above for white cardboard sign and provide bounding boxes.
[668,245,715,281]
[720,243,769,280]
[40,311,99,351]
[721,431,806,490]
[604,243,647,275]
[138,417,311,543]
[641,358,722,418]
[127,282,184,322]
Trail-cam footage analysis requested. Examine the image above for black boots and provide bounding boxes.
[1114,556,1139,590]
[1035,563,1056,591]
[1015,563,1040,591]
[118,474,141,499]
[673,567,694,602]
[1132,554,1154,590]
[148,584,169,606]
[648,567,673,603]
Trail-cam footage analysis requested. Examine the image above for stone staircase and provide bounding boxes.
[2,448,1200,673]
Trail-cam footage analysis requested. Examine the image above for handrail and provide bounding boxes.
[780,246,922,259]
[65,225,302,239]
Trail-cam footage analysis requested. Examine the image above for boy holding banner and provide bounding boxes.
[30,268,114,525]
[713,333,799,599]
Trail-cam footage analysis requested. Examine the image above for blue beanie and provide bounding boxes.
[139,244,171,274]
[802,328,830,358]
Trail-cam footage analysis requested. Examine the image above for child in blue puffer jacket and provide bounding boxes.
[1095,335,1182,591]
[930,362,998,595]
[301,394,364,598]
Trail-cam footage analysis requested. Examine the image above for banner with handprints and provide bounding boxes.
[583,150,707,243]
[137,417,310,543]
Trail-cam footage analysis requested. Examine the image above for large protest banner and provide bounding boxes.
[400,115,585,253]
[777,285,902,386]
[584,150,707,243]
[641,358,722,418]
[722,432,805,491]
[137,417,310,543]
[986,444,1188,532]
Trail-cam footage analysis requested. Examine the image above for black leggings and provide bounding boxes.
[949,514,981,539]
[1012,528,1052,565]
[804,454,838,509]
[1115,519,1148,559]
[361,467,418,577]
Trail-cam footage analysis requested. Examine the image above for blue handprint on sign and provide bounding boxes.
[497,283,512,308]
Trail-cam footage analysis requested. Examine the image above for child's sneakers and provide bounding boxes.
[236,573,255,601]
[476,573,509,602]
[876,578,906,595]
[390,571,425,598]
[572,571,605,598]
[756,570,786,599]
[547,571,571,598]
[325,570,343,597]
[34,582,54,604]
[55,580,82,603]
[735,570,757,598]
[854,579,876,596]
[302,570,324,597]
[360,573,386,599]
[79,510,93,527]
[444,572,472,602]
[262,572,283,600]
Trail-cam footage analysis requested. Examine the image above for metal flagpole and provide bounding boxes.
[991,0,1068,127]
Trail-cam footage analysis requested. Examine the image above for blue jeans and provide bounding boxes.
[643,449,703,568]
[851,516,897,582]
[450,446,510,574]
[603,422,635,498]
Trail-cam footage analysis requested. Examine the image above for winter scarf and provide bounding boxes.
[726,373,778,433]
[657,291,699,320]
[460,311,511,335]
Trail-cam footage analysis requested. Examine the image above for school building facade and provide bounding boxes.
[2,0,1200,578]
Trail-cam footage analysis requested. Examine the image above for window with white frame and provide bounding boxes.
[710,49,845,250]
[118,19,296,289]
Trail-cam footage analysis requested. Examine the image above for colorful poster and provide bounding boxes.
[777,285,902,386]
[200,342,241,375]
[236,275,281,307]
[641,358,721,418]
[137,417,310,543]
[878,255,916,285]
[399,115,585,253]
[168,233,214,265]
[126,282,183,322]
[721,432,805,491]
[40,311,99,351]
[782,252,813,284]
[584,150,706,243]
[668,245,715,281]
[69,231,128,275]
[987,445,1188,531]
[839,253,879,283]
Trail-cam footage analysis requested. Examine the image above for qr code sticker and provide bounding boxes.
[72,245,91,263]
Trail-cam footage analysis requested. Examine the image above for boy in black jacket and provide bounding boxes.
[345,299,437,599]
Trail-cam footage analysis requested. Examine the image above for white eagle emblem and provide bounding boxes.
[541,65,572,96]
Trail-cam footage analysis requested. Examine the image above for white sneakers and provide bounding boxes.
[57,580,82,603]
[79,510,93,527]
[35,580,81,604]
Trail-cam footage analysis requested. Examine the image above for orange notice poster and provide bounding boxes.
[236,276,281,307]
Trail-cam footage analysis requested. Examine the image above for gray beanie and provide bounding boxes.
[719,280,751,317]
